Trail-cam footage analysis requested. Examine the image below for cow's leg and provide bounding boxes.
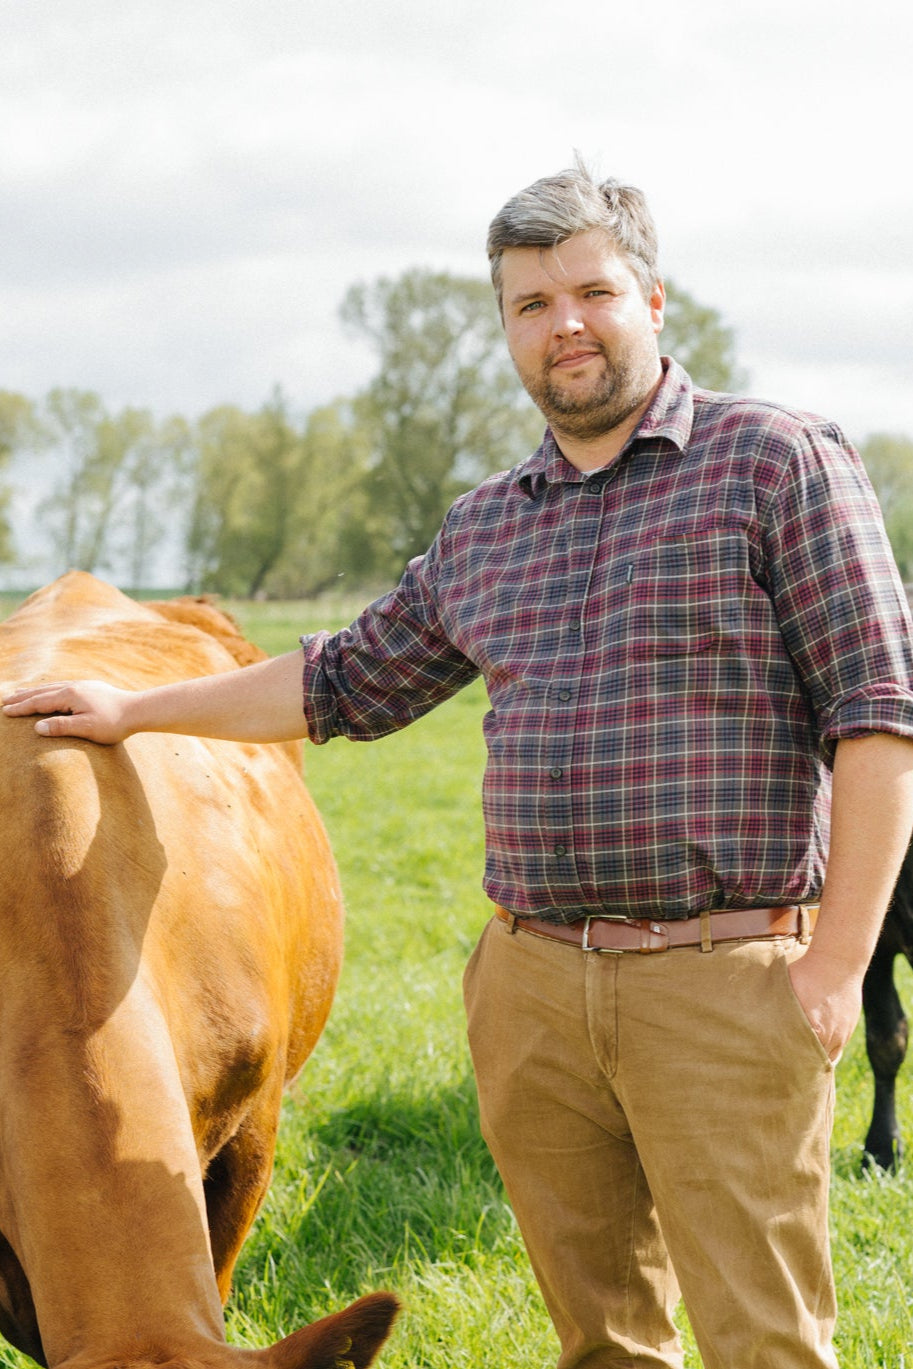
[862,939,908,1170]
[205,1098,281,1302]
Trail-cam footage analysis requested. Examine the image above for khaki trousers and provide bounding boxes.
[463,914,838,1369]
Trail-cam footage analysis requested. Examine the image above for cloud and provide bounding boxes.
[0,0,910,439]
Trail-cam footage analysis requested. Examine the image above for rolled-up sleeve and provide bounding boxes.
[298,530,480,744]
[763,421,913,764]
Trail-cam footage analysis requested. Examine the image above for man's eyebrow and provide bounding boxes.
[508,277,616,307]
[576,278,615,292]
[508,287,548,308]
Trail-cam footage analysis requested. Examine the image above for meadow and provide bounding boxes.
[1,588,912,1366]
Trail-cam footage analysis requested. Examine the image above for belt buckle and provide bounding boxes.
[582,916,606,953]
[581,916,624,954]
[582,916,670,954]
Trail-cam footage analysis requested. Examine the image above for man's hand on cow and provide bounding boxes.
[4,650,311,745]
[1,681,134,744]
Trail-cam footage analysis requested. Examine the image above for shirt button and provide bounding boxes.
[549,767,564,779]
[554,844,568,857]
[568,621,581,633]
[557,689,572,701]
[584,480,603,494]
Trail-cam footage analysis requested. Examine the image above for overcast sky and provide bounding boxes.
[2,0,912,445]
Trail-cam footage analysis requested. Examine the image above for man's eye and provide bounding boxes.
[520,300,545,313]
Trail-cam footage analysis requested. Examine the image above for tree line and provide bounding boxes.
[2,270,911,597]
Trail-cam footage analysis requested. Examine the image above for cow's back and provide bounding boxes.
[0,572,344,1080]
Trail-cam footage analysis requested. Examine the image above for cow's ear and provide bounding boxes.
[264,1292,400,1369]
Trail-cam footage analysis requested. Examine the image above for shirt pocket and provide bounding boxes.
[623,527,750,658]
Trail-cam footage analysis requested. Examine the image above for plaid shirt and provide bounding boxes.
[301,358,913,921]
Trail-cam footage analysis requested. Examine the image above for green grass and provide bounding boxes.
[2,589,913,1366]
[223,593,370,659]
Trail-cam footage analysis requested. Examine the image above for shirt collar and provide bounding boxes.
[516,356,695,500]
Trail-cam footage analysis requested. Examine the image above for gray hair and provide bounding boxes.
[487,161,660,310]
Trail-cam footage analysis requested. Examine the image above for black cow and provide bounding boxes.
[862,836,913,1168]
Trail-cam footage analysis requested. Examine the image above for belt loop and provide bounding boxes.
[699,909,713,953]
[798,906,812,945]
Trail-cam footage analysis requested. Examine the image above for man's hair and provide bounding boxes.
[487,159,660,310]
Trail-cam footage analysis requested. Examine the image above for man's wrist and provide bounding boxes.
[120,686,155,738]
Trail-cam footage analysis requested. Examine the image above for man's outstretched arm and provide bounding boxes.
[2,649,309,745]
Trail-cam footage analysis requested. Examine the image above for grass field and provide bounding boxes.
[1,588,912,1366]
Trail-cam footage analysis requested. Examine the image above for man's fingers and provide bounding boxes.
[3,683,79,716]
[2,683,105,740]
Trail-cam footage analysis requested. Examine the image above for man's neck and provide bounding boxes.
[551,379,662,473]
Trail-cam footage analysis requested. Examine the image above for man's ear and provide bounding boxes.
[650,278,666,335]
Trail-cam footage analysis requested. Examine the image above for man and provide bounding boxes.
[5,165,913,1368]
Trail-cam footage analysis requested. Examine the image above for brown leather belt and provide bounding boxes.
[494,903,818,954]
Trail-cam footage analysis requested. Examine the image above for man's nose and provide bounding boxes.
[554,298,585,335]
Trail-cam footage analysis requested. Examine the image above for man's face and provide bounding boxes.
[500,229,665,444]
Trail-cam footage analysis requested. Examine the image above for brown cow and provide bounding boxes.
[0,573,398,1369]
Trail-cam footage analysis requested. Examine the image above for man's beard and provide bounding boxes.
[521,348,656,443]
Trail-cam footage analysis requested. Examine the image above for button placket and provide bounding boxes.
[541,477,609,878]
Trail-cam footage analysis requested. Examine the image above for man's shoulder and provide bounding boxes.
[649,360,849,466]
[690,384,843,445]
[447,452,542,517]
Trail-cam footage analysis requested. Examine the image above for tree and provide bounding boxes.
[36,389,109,571]
[858,433,913,580]
[76,407,158,575]
[661,281,747,391]
[35,391,183,584]
[0,391,37,566]
[186,391,327,597]
[186,392,380,599]
[264,399,380,598]
[185,401,279,596]
[341,269,543,571]
[114,413,194,590]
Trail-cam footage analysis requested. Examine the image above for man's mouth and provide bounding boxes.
[550,348,603,371]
